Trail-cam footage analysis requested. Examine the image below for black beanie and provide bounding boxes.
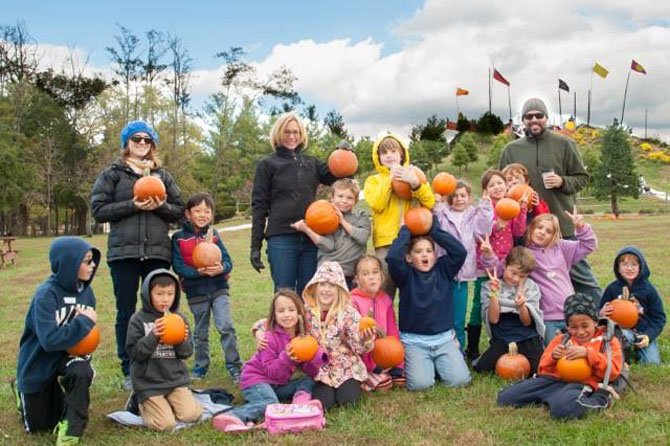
[563,293,599,322]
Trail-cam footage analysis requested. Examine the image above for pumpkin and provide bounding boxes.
[371,335,405,369]
[610,299,639,329]
[392,166,427,200]
[134,175,166,201]
[67,325,101,356]
[404,207,433,236]
[160,313,186,345]
[495,198,521,221]
[556,357,592,383]
[192,228,222,268]
[289,315,319,362]
[507,184,534,202]
[432,172,457,196]
[495,342,531,380]
[359,314,377,332]
[305,200,340,235]
[328,148,358,177]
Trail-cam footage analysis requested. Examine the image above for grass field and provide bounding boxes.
[1,215,669,445]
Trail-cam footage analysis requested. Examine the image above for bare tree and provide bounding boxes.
[106,24,142,121]
[142,29,167,123]
[166,33,192,151]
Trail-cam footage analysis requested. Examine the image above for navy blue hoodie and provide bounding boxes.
[16,237,100,393]
[599,246,666,341]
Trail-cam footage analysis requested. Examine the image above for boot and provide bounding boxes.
[466,325,481,362]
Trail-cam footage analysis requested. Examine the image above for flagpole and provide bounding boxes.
[645,108,648,139]
[621,70,631,125]
[558,88,562,123]
[587,72,593,126]
[456,94,460,116]
[507,86,512,122]
[573,91,577,123]
[488,68,492,114]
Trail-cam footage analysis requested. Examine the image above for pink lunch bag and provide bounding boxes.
[264,403,326,435]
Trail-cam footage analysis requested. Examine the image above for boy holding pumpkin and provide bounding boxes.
[171,192,242,382]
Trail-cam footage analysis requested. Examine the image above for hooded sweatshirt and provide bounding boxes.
[599,246,666,341]
[16,237,100,393]
[363,133,435,248]
[126,269,192,402]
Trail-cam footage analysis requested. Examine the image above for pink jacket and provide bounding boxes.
[476,199,527,271]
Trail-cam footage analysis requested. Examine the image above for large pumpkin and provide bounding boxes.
[67,325,101,356]
[495,198,521,221]
[404,207,433,236]
[289,335,320,362]
[610,299,639,329]
[328,149,358,177]
[305,200,340,235]
[556,357,592,382]
[371,336,404,369]
[432,172,457,196]
[507,184,534,202]
[495,342,531,380]
[160,313,186,345]
[392,166,426,200]
[134,176,166,201]
[192,242,222,268]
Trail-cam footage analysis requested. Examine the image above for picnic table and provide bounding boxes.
[1,237,18,268]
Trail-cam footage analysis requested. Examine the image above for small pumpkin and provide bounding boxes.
[371,335,404,369]
[328,148,358,177]
[404,207,433,236]
[192,228,222,268]
[556,357,592,383]
[67,325,101,356]
[495,342,531,380]
[392,166,427,200]
[289,315,319,362]
[305,200,340,235]
[507,184,534,202]
[495,197,521,221]
[359,310,377,332]
[160,312,186,345]
[134,175,166,201]
[609,288,639,329]
[432,172,457,196]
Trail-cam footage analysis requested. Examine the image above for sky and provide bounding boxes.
[4,0,670,141]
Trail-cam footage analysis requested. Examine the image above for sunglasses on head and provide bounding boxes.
[523,112,545,120]
[130,136,154,145]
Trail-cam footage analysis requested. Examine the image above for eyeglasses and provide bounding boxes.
[523,112,545,120]
[283,130,301,136]
[619,262,639,269]
[130,136,154,145]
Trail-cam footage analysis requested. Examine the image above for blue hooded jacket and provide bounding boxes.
[599,246,666,341]
[16,237,100,393]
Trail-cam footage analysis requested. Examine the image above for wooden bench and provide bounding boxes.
[0,237,18,268]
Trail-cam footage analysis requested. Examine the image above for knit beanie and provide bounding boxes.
[521,98,548,117]
[563,293,599,322]
[120,120,159,149]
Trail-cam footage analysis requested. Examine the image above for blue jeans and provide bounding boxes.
[544,320,567,346]
[229,378,314,423]
[402,330,471,391]
[622,329,661,364]
[188,292,242,374]
[453,281,469,349]
[266,233,317,296]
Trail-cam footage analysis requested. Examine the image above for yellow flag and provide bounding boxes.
[593,62,609,79]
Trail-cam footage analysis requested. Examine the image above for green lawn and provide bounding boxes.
[1,216,669,445]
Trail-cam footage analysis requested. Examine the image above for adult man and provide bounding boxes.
[498,98,601,300]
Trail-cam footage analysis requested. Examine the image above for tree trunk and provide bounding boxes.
[610,193,619,217]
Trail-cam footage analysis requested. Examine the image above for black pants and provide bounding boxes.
[109,258,170,376]
[474,336,544,376]
[312,379,361,411]
[19,356,94,436]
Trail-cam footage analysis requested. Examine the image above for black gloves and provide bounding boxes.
[250,248,265,273]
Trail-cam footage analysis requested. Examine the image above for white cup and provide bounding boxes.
[542,170,555,189]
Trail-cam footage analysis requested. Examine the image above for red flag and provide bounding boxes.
[631,60,647,75]
[493,68,510,87]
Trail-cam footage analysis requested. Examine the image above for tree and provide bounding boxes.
[456,112,471,132]
[476,111,504,135]
[323,109,348,139]
[450,141,469,174]
[141,29,167,123]
[165,33,192,153]
[106,24,142,121]
[591,124,639,217]
[411,114,447,142]
[452,132,478,170]
[0,21,39,90]
[486,132,513,167]
[354,137,374,175]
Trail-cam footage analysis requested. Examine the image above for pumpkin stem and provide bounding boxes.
[142,168,151,177]
[508,342,518,355]
[205,227,213,243]
[622,286,630,301]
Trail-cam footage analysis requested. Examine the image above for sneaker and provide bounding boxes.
[122,375,133,392]
[212,413,252,433]
[228,366,242,385]
[10,379,22,413]
[191,366,207,380]
[54,420,80,445]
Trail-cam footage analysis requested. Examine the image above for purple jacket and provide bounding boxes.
[239,326,327,390]
[433,199,493,281]
[528,224,597,320]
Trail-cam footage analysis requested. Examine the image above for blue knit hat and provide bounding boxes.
[120,120,159,149]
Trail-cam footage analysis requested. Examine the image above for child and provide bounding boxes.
[433,179,493,350]
[599,247,666,364]
[497,293,622,419]
[213,290,326,433]
[525,209,597,345]
[350,255,405,391]
[386,216,471,391]
[363,132,435,297]
[171,192,242,381]
[502,163,550,221]
[126,269,203,431]
[291,178,371,289]
[475,246,545,375]
[15,237,100,445]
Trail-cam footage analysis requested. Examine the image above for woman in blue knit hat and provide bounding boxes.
[91,120,184,390]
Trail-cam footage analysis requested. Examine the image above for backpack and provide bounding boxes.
[264,403,326,435]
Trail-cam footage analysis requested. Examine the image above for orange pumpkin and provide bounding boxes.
[556,357,592,382]
[507,184,534,202]
[404,207,433,236]
[67,325,101,356]
[610,299,639,329]
[359,316,377,332]
[192,242,222,268]
[432,172,457,196]
[495,342,531,380]
[328,149,358,177]
[305,200,340,235]
[160,313,186,345]
[392,166,427,200]
[289,335,320,362]
[371,335,405,369]
[134,176,166,201]
[495,198,521,221]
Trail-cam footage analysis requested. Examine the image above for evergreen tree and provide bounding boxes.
[450,141,469,174]
[476,111,504,134]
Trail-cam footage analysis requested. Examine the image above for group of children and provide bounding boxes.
[14,132,666,444]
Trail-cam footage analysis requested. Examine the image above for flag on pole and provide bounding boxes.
[456,87,469,96]
[558,79,570,92]
[631,59,647,75]
[592,62,609,78]
[493,68,510,87]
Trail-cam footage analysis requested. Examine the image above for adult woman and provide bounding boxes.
[250,112,338,295]
[91,120,184,390]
